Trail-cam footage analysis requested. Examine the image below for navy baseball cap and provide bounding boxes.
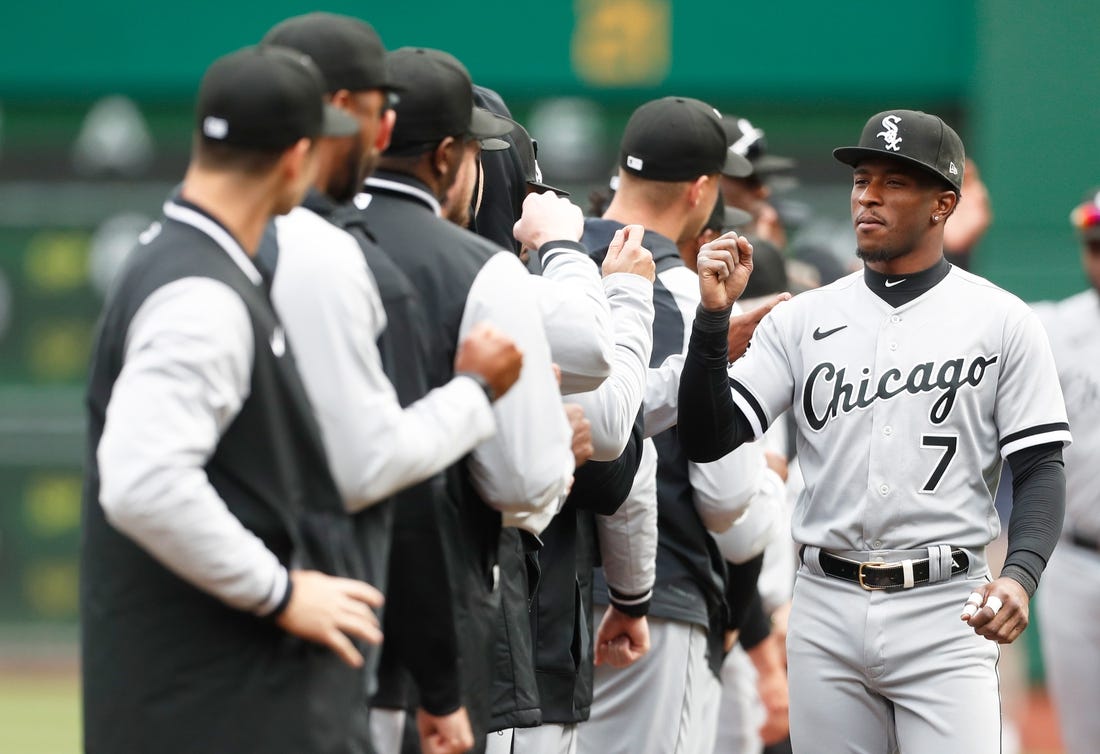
[834,109,965,193]
[619,97,752,182]
[196,45,358,150]
[262,13,396,94]
[384,48,513,155]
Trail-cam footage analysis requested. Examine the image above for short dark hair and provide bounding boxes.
[192,133,287,176]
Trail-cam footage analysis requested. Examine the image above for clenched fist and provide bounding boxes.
[697,232,754,312]
[565,403,594,468]
[513,191,584,251]
[602,224,655,281]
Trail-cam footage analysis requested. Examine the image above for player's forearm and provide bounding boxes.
[1003,442,1066,597]
[679,305,755,462]
[336,376,495,511]
[537,241,615,394]
[597,439,658,616]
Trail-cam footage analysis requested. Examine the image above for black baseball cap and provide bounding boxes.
[262,13,395,93]
[384,47,513,155]
[197,45,358,150]
[833,109,965,193]
[619,97,752,182]
[507,120,569,197]
[722,115,796,176]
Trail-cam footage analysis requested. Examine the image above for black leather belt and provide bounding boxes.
[808,547,970,590]
[1071,531,1100,553]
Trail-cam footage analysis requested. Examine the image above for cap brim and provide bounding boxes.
[468,106,514,140]
[721,148,754,178]
[833,146,961,192]
[751,154,797,175]
[527,181,570,198]
[722,206,753,229]
[320,104,360,138]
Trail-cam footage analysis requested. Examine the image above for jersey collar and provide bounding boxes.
[863,256,952,308]
[361,171,442,217]
[163,197,263,286]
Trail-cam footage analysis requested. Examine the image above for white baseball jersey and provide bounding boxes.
[1033,288,1100,537]
[728,265,1072,552]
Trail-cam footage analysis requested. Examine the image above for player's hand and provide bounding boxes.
[757,661,791,745]
[513,191,584,251]
[770,601,792,666]
[746,632,790,744]
[727,292,791,361]
[601,224,655,281]
[754,202,788,250]
[943,159,992,254]
[764,451,789,483]
[417,706,475,754]
[454,322,523,400]
[275,570,384,668]
[564,403,593,468]
[960,577,1030,644]
[594,606,650,668]
[697,232,754,312]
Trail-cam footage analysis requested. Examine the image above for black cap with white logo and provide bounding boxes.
[384,47,513,155]
[722,115,796,176]
[619,97,752,182]
[833,109,965,193]
[197,45,359,150]
[262,12,395,94]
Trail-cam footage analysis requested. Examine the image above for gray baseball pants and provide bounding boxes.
[788,549,1001,754]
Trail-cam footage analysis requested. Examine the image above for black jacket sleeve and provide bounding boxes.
[1002,442,1066,597]
[568,408,645,516]
[678,305,756,462]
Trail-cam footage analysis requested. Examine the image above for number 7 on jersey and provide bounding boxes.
[920,434,958,493]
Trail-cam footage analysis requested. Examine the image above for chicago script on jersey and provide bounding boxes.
[802,354,999,431]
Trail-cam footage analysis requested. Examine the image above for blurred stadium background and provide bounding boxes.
[0,1,1095,751]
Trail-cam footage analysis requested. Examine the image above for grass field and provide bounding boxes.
[0,671,1067,754]
[0,674,81,754]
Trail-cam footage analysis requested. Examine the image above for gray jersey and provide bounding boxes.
[728,266,1071,552]
[1033,289,1100,538]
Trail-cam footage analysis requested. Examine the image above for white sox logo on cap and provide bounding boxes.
[877,114,903,152]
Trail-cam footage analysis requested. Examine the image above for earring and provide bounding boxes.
[932,215,940,222]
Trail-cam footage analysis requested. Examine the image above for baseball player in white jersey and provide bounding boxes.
[709,110,1071,753]
[1034,189,1100,754]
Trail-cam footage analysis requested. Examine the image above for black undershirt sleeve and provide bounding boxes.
[738,589,772,651]
[723,553,765,633]
[1002,442,1066,598]
[569,408,645,515]
[678,305,757,462]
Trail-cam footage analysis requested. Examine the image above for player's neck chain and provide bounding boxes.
[803,354,999,431]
